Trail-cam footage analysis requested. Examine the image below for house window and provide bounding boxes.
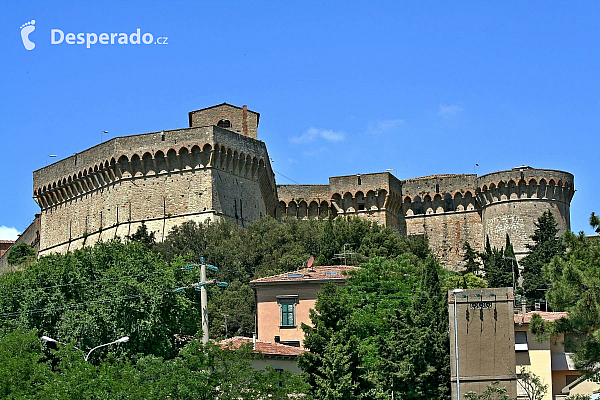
[515,331,528,351]
[280,299,296,327]
[217,119,231,128]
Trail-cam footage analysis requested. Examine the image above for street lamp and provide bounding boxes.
[41,335,129,361]
[101,130,109,143]
[84,336,128,361]
[453,288,464,400]
[386,168,397,176]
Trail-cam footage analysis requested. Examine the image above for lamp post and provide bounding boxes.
[453,288,464,400]
[101,130,109,143]
[41,335,129,361]
[386,168,397,177]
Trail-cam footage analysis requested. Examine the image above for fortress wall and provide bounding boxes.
[329,172,400,195]
[35,123,277,256]
[277,185,331,202]
[39,169,216,256]
[481,200,570,258]
[406,210,484,270]
[401,174,477,197]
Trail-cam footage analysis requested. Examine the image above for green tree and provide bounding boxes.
[0,239,193,360]
[6,243,36,266]
[0,328,50,398]
[481,235,518,289]
[462,241,481,275]
[540,214,600,377]
[299,255,450,400]
[464,381,510,400]
[521,211,566,301]
[444,272,487,291]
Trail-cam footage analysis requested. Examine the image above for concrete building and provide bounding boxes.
[250,265,359,346]
[449,289,600,400]
[448,287,518,399]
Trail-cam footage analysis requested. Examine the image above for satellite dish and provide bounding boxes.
[307,256,314,269]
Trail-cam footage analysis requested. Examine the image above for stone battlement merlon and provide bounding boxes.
[475,167,574,188]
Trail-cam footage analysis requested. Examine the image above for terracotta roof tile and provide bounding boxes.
[250,265,360,285]
[514,311,568,324]
[219,337,306,357]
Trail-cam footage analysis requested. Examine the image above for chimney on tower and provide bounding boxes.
[242,105,248,137]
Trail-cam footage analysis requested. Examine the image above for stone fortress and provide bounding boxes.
[2,103,575,270]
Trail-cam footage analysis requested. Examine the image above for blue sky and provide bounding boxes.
[1,1,598,239]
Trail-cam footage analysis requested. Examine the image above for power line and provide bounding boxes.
[272,168,301,185]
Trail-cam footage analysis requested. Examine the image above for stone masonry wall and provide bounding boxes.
[476,167,574,259]
[405,211,484,270]
[34,124,276,256]
[189,103,259,139]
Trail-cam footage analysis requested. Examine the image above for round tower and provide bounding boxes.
[475,167,574,259]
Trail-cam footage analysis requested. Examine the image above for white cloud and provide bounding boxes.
[290,127,345,144]
[0,226,19,241]
[367,119,404,135]
[438,104,463,117]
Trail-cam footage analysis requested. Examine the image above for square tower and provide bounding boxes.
[188,103,259,139]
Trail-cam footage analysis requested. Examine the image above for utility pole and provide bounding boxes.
[177,258,228,344]
[200,261,209,344]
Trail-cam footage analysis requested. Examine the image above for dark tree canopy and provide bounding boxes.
[481,235,519,289]
[521,211,566,301]
[6,243,36,266]
[299,255,450,400]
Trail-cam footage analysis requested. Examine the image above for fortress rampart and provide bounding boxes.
[32,104,277,257]
[5,103,574,271]
[475,168,574,258]
[277,167,574,268]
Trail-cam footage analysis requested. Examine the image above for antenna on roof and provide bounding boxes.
[333,243,355,266]
[307,256,314,271]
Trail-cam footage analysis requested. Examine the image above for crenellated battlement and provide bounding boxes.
[474,167,574,208]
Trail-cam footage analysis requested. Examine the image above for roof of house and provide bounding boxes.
[250,265,360,285]
[219,336,306,357]
[514,311,568,324]
[0,240,15,244]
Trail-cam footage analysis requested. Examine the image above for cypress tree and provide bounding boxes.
[521,211,566,301]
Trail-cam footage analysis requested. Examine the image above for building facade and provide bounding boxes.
[250,265,359,346]
[450,289,600,400]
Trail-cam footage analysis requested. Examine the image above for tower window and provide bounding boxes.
[217,119,231,128]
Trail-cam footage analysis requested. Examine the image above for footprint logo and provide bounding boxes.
[20,20,36,50]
